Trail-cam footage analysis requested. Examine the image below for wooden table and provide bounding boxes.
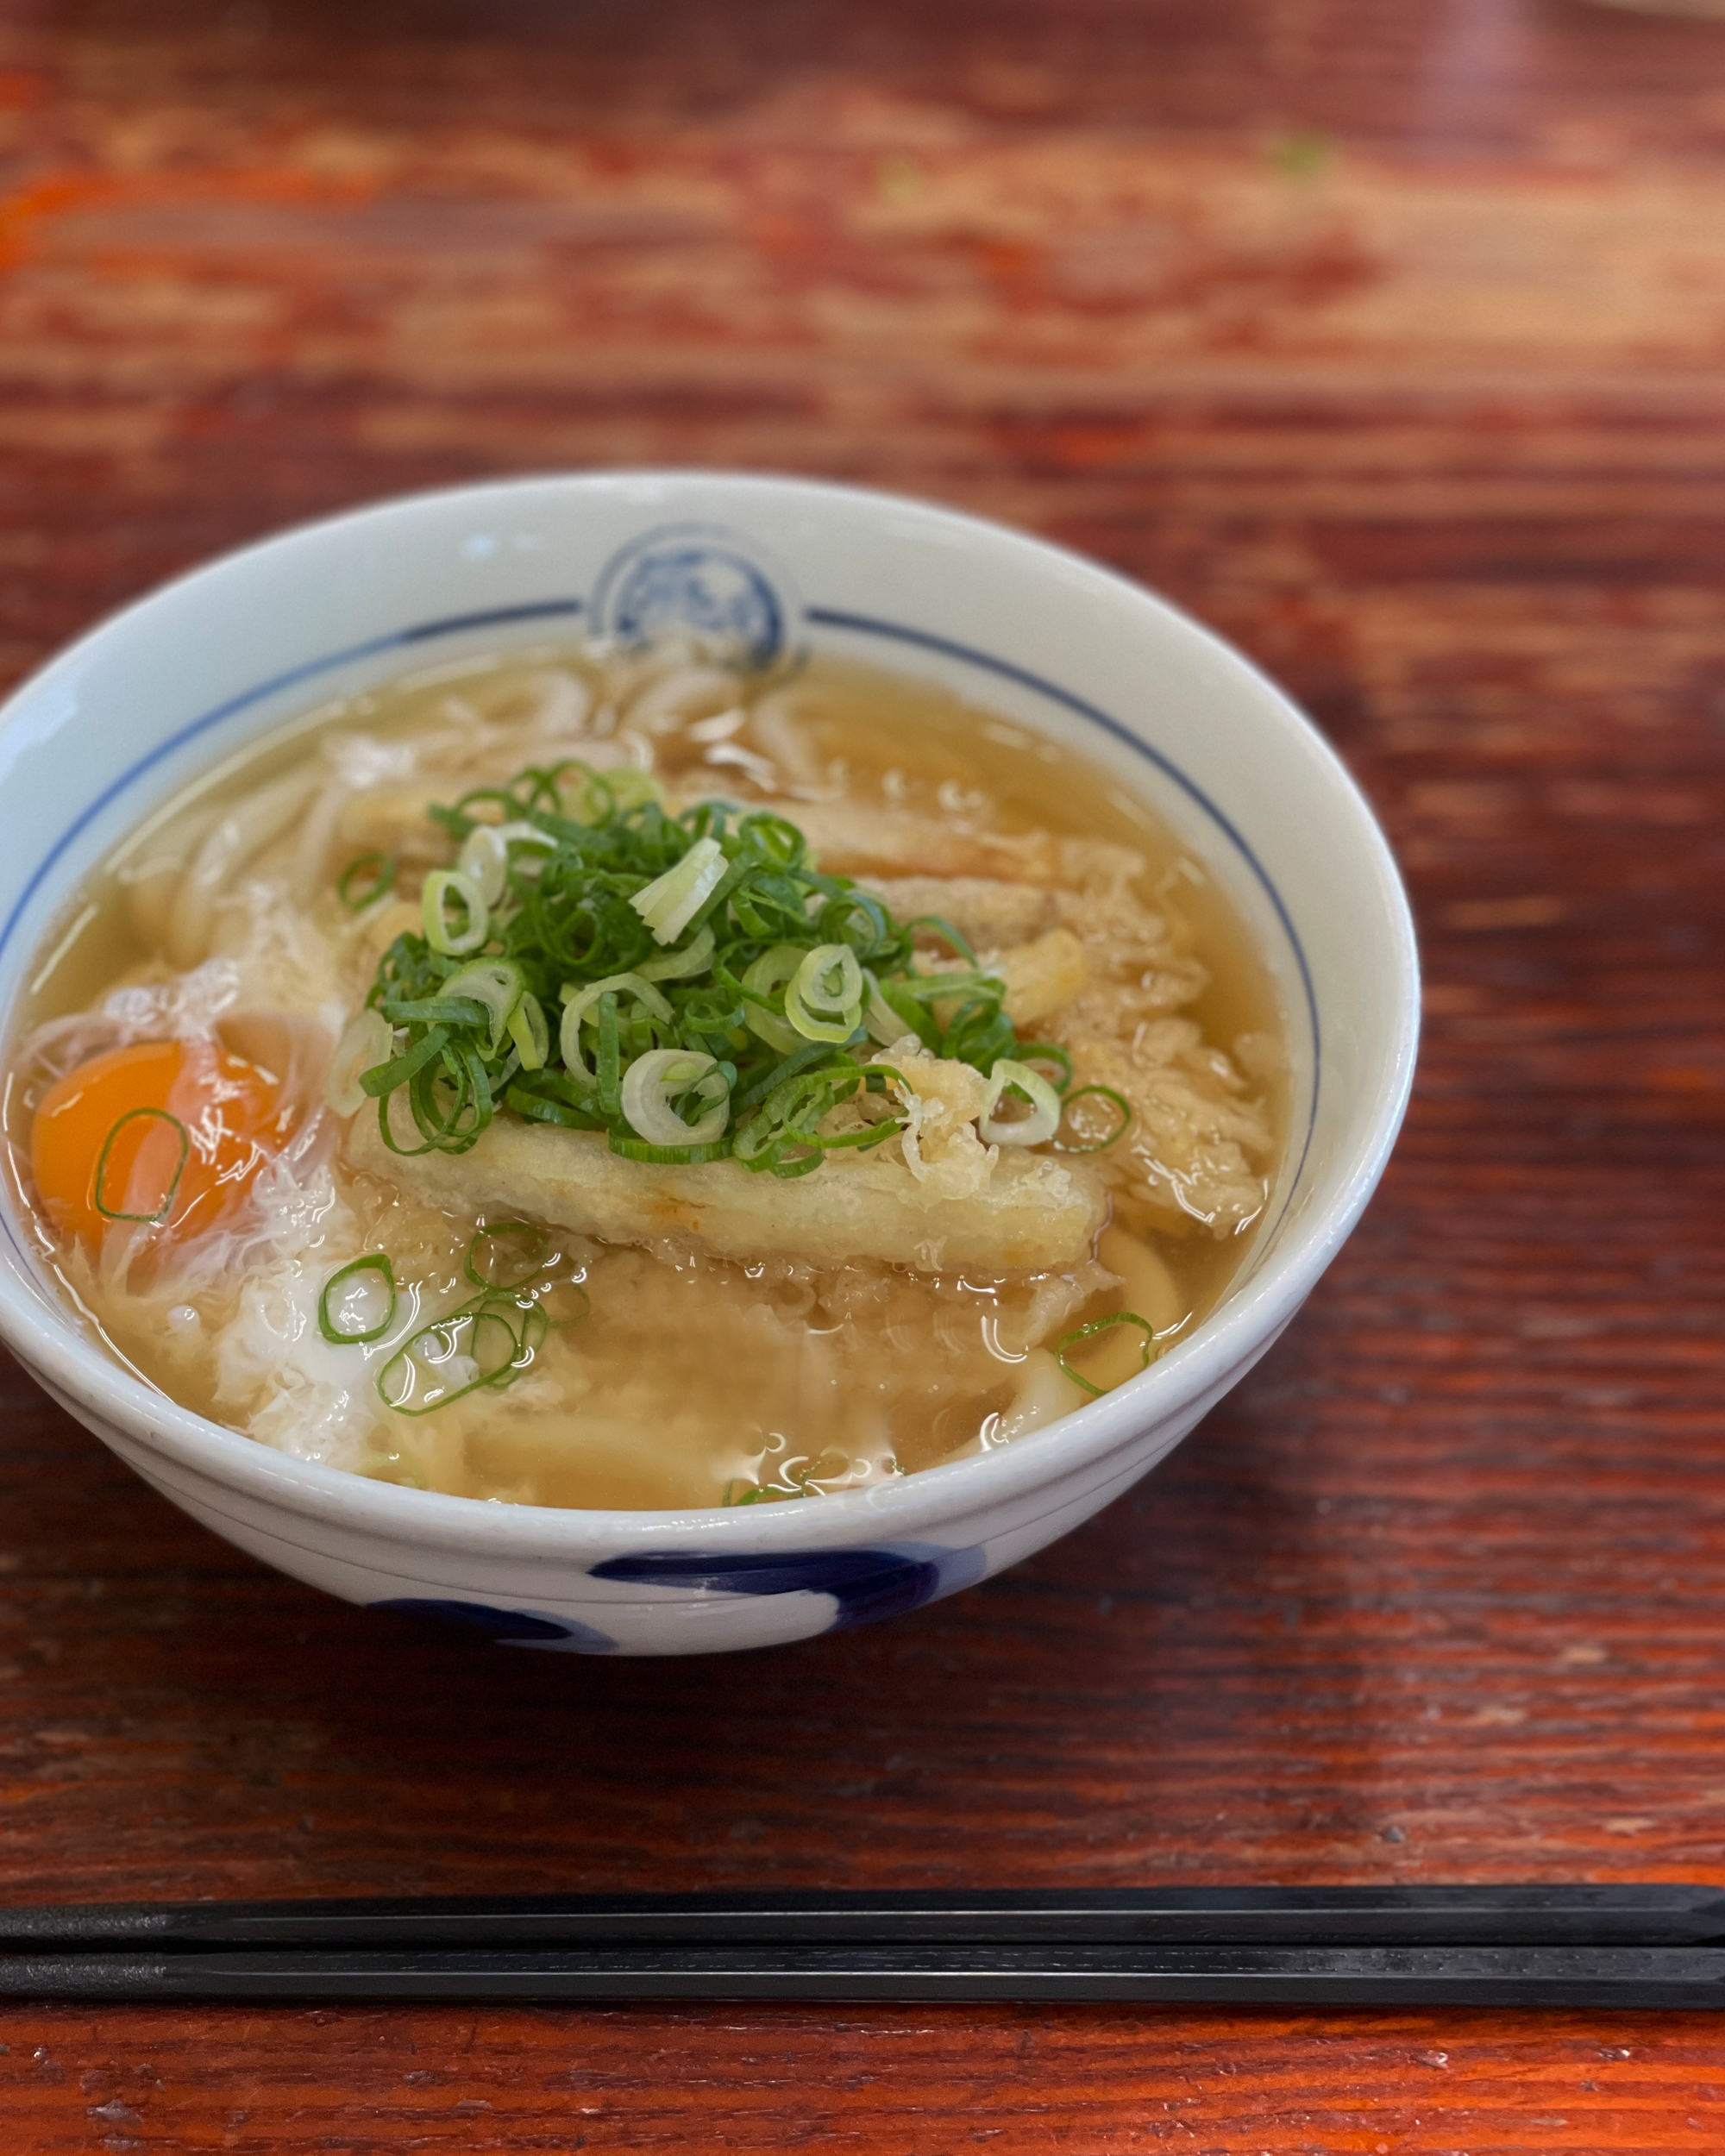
[3,0,1724,2144]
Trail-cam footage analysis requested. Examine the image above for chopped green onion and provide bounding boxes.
[541,761,610,824]
[1053,1083,1132,1153]
[506,990,549,1071]
[422,868,489,956]
[558,970,674,1018]
[438,783,518,834]
[740,1131,825,1179]
[630,834,726,944]
[905,913,978,965]
[441,959,524,1053]
[377,995,489,1027]
[785,943,863,1044]
[508,1295,551,1366]
[494,818,561,853]
[872,974,939,1051]
[1055,1311,1164,1398]
[861,969,913,1047]
[369,1027,493,1158]
[505,1081,605,1130]
[377,1295,522,1415]
[731,1038,842,1113]
[465,1221,549,1290]
[505,1067,606,1127]
[739,943,806,1052]
[979,1057,1063,1147]
[619,1047,729,1147]
[609,1132,730,1164]
[360,1021,451,1099]
[816,889,893,956]
[601,768,663,814]
[637,921,716,981]
[723,1469,812,1504]
[722,1478,810,1506]
[456,824,510,906]
[894,968,1007,1006]
[595,992,622,1120]
[559,972,673,1087]
[325,1007,397,1116]
[794,943,862,1018]
[338,852,397,911]
[1013,1041,1074,1094]
[93,1107,189,1224]
[317,1252,398,1344]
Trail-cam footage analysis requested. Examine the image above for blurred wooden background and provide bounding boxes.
[3,0,1725,2147]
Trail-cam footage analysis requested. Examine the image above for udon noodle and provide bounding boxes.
[3,642,1285,1509]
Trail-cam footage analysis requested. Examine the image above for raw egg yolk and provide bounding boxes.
[30,1039,287,1252]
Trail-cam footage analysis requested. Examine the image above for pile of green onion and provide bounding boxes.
[327,759,1131,1176]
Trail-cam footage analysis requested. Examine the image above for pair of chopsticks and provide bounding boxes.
[3,1887,1724,2005]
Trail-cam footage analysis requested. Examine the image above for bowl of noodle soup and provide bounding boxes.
[0,474,1416,1655]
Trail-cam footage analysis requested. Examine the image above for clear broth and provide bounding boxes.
[7,645,1287,1509]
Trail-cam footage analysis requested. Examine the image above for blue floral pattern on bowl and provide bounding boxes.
[591,1542,987,1631]
[371,1541,986,1651]
[374,1598,618,1653]
[591,523,794,669]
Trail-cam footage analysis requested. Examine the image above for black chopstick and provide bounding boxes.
[5,1891,1725,2006]
[4,1885,1723,1953]
[3,1942,1724,2008]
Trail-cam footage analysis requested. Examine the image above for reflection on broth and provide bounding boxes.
[3,642,1285,1510]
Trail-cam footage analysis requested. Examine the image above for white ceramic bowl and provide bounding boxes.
[0,474,1416,1655]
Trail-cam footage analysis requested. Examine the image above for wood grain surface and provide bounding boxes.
[3,0,1725,2147]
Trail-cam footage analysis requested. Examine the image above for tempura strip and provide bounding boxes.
[348,1114,1107,1273]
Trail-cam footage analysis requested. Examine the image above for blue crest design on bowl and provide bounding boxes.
[373,1597,618,1653]
[591,523,797,670]
[590,1542,987,1632]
